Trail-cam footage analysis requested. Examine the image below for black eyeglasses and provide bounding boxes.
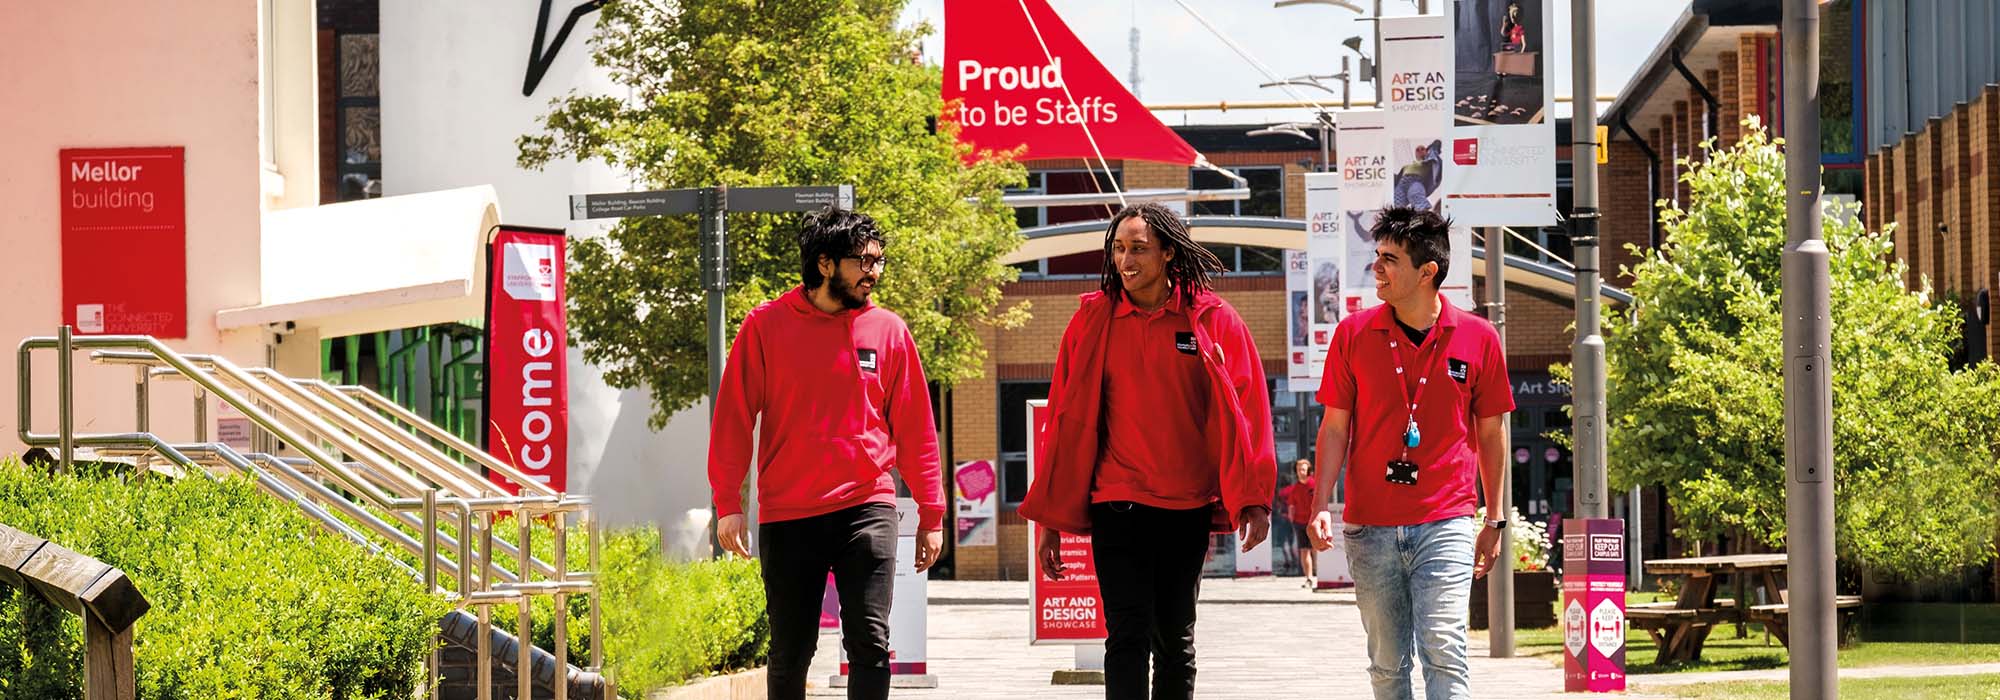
[843,254,889,273]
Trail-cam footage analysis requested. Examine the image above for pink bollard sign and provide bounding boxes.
[1562,518,1626,692]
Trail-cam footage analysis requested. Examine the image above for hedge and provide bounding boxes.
[0,460,448,699]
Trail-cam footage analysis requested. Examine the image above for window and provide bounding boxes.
[1817,0,1858,161]
[1200,244,1287,276]
[1190,166,1283,217]
[998,381,1051,504]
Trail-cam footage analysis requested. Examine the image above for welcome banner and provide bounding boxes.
[484,226,570,494]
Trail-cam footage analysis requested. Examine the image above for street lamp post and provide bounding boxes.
[1781,0,1835,697]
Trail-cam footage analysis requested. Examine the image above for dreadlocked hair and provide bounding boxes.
[1098,202,1227,306]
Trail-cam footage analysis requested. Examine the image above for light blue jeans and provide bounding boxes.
[1344,516,1477,700]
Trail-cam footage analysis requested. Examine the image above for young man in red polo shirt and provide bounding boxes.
[1308,207,1511,700]
[707,207,945,700]
[1019,202,1276,700]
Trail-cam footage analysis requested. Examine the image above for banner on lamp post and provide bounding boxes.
[1444,0,1558,226]
[1377,14,1475,311]
[1336,110,1392,317]
[483,226,570,494]
[1291,173,1345,393]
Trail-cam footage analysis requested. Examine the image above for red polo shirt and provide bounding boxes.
[1316,295,1513,526]
[1091,293,1218,510]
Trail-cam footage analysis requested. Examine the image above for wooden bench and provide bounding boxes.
[0,521,149,700]
[1625,603,1740,665]
[1745,595,1862,648]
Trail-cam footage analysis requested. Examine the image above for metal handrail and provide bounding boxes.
[336,383,570,501]
[245,368,498,499]
[17,329,604,698]
[23,336,412,510]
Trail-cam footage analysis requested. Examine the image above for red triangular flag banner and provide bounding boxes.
[943,0,1199,166]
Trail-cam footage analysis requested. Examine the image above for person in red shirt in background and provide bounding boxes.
[1019,203,1276,700]
[707,207,945,700]
[1308,207,1512,700]
[1279,459,1319,587]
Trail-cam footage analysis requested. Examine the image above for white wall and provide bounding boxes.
[381,1,714,556]
[0,1,282,456]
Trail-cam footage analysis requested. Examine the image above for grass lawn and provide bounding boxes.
[1663,674,2000,699]
[1474,593,2000,674]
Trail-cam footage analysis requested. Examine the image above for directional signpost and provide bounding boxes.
[569,184,854,407]
[569,183,855,557]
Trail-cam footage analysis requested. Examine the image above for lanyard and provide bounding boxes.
[1387,325,1447,460]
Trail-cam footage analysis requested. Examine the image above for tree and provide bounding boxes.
[1555,119,2000,580]
[520,0,1028,427]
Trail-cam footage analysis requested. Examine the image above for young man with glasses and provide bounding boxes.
[708,207,945,700]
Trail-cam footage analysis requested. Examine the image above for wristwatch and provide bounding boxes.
[1484,518,1508,530]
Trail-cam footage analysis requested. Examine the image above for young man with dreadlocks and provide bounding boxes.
[707,207,945,700]
[1019,202,1277,700]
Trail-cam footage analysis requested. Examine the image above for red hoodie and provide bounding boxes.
[1018,289,1277,535]
[707,286,945,531]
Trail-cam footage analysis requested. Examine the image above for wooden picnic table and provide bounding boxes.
[1628,554,1788,665]
[1628,553,1859,665]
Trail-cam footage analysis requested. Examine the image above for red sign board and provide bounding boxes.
[1027,401,1106,642]
[1562,518,1627,692]
[942,0,1198,166]
[484,226,570,494]
[60,147,186,338]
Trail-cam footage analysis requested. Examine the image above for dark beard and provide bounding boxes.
[828,274,869,309]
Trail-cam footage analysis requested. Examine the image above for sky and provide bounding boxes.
[898,0,1692,126]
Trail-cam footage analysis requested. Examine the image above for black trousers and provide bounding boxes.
[760,502,898,700]
[1090,501,1213,700]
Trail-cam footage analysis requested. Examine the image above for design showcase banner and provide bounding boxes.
[942,0,1198,165]
[1026,401,1106,643]
[60,146,186,338]
[1444,0,1558,225]
[1335,109,1392,316]
[1378,14,1474,311]
[1290,173,1344,393]
[484,226,570,494]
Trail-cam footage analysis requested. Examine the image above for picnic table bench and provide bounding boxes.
[1630,553,1861,664]
[1746,595,1863,647]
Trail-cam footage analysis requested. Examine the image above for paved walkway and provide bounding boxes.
[1627,661,2000,688]
[805,577,1658,699]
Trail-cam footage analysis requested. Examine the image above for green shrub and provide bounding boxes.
[0,460,449,699]
[492,519,769,698]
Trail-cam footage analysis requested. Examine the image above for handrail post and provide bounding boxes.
[133,365,149,434]
[193,385,208,443]
[57,325,74,472]
[589,513,603,671]
[553,513,569,700]
[422,488,439,699]
[478,510,496,700]
[518,515,533,700]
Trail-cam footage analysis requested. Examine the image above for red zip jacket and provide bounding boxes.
[706,286,945,531]
[1018,289,1277,535]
